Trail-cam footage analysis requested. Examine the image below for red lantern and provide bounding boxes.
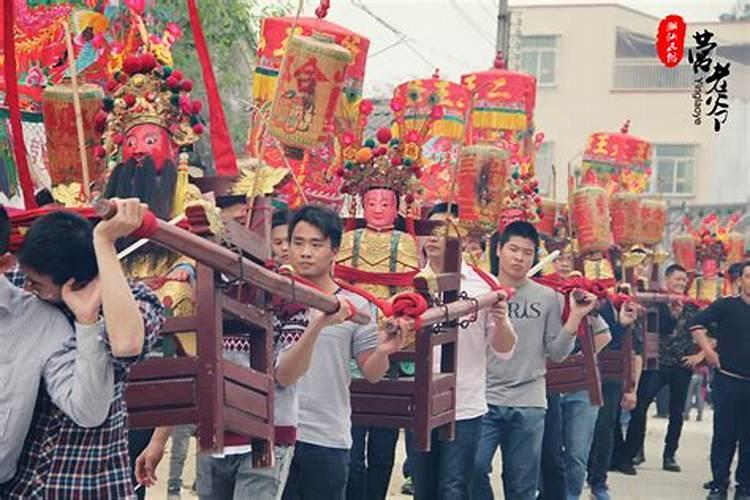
[42,81,105,185]
[639,199,668,246]
[581,121,652,193]
[725,232,745,265]
[461,53,536,154]
[536,198,560,237]
[268,34,352,148]
[672,233,697,273]
[571,186,613,256]
[609,192,641,247]
[456,145,509,232]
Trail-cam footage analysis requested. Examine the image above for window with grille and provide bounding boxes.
[650,144,696,196]
[520,35,558,86]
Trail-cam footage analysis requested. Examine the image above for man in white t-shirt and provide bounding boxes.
[412,202,517,500]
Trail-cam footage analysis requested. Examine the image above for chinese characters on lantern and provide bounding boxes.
[687,29,731,132]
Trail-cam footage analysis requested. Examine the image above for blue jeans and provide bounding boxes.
[413,416,482,500]
[560,390,600,500]
[346,426,399,500]
[472,405,546,500]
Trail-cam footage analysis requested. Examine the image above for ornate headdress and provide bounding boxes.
[336,96,442,203]
[337,126,423,200]
[94,48,205,164]
[498,142,544,231]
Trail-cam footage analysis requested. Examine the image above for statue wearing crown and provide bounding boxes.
[95,39,208,351]
[335,126,422,302]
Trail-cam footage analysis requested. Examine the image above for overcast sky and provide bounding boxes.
[511,0,741,22]
[283,0,747,95]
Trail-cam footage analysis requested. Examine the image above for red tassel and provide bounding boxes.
[3,0,37,208]
[186,0,238,176]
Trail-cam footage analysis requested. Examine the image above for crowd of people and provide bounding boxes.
[1,195,748,500]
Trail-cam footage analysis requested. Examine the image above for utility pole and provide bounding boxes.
[496,0,511,58]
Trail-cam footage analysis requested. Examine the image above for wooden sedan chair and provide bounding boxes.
[125,187,277,467]
[545,319,604,406]
[349,220,463,451]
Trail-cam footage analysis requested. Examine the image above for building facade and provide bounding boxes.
[512,3,749,207]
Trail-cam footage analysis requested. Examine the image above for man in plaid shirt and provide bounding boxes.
[0,199,164,500]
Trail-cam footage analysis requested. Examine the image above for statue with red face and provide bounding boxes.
[103,123,179,220]
[336,187,419,301]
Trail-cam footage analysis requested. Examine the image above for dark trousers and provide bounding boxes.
[414,416,482,500]
[128,428,154,500]
[588,381,623,488]
[622,367,692,462]
[403,431,415,479]
[711,372,750,490]
[346,426,399,500]
[538,394,566,499]
[283,441,350,500]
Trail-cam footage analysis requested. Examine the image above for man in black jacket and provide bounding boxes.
[616,264,703,475]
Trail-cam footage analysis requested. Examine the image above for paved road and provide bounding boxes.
[150,410,721,499]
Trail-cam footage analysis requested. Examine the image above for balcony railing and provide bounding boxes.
[613,58,750,99]
[612,58,694,91]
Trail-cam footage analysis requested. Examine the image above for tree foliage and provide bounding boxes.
[154,0,291,162]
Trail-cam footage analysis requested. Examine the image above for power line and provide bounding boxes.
[450,0,496,47]
[351,0,437,70]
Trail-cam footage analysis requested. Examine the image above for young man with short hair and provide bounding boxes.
[690,261,750,500]
[272,208,290,266]
[1,200,165,498]
[413,202,517,500]
[0,205,114,489]
[616,264,701,475]
[282,205,405,500]
[472,221,599,500]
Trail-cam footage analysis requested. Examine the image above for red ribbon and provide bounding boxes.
[186,0,238,176]
[334,264,419,287]
[3,0,37,208]
[469,264,515,300]
[534,274,615,324]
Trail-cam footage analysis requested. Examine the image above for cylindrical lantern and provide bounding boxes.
[42,80,104,186]
[581,121,652,193]
[456,145,509,231]
[571,185,613,256]
[268,34,352,148]
[725,232,745,265]
[461,54,537,154]
[609,192,641,247]
[536,198,560,237]
[639,199,668,246]
[391,74,471,202]
[672,233,697,273]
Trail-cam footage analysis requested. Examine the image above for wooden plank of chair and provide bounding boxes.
[194,264,224,452]
[129,408,201,429]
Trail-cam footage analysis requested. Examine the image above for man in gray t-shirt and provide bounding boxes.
[473,221,599,500]
[280,205,405,500]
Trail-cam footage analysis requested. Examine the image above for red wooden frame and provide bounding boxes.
[349,237,462,451]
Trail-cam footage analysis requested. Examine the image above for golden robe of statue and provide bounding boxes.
[337,227,420,300]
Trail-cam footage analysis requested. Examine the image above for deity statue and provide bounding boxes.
[335,127,423,302]
[95,42,208,355]
[337,187,419,299]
